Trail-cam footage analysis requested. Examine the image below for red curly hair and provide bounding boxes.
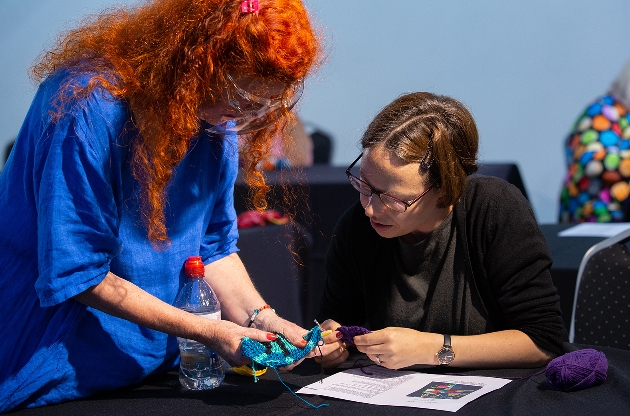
[31,0,321,245]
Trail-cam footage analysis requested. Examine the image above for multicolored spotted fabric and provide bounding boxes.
[560,94,630,223]
[241,326,323,368]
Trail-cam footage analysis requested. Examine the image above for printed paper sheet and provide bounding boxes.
[297,365,510,412]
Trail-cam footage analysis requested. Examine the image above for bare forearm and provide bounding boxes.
[73,272,213,342]
[203,252,267,326]
[202,252,316,365]
[72,269,285,366]
[354,328,556,370]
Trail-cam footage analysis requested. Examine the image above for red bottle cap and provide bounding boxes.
[184,256,205,278]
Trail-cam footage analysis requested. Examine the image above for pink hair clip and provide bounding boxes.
[241,0,259,14]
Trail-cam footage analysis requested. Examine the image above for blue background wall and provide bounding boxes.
[2,0,629,223]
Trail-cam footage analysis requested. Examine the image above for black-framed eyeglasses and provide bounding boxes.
[345,153,434,213]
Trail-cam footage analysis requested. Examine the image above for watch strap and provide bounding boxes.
[436,334,455,366]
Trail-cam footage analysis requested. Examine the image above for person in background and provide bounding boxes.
[316,92,565,370]
[279,116,314,167]
[560,60,630,223]
[255,115,314,170]
[0,0,331,411]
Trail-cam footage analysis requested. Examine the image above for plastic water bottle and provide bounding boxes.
[173,256,225,390]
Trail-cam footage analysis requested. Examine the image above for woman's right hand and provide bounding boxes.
[197,318,279,367]
[313,319,349,368]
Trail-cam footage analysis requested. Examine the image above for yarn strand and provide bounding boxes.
[271,367,329,409]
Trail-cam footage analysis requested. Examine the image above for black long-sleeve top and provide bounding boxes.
[318,175,566,356]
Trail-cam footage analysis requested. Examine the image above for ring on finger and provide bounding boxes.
[375,354,381,365]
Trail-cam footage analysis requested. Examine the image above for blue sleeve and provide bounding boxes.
[33,83,127,307]
[200,132,240,264]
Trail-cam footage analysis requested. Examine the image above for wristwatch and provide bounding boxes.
[436,334,455,366]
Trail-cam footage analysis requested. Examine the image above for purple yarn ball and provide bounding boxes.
[336,326,371,346]
[546,349,608,392]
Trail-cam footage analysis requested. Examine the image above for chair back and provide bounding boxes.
[311,130,332,165]
[569,227,630,350]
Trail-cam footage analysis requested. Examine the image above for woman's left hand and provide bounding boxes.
[252,309,328,370]
[313,319,349,368]
[353,327,442,369]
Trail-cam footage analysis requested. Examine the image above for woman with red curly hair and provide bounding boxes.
[0,0,325,410]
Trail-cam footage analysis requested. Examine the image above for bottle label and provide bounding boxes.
[198,311,221,321]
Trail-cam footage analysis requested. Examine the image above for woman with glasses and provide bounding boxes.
[316,92,565,370]
[0,0,326,411]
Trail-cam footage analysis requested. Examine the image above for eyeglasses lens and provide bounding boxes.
[348,175,370,196]
[211,75,303,135]
[379,195,406,212]
[348,175,408,213]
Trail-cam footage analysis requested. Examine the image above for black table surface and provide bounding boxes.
[10,344,630,416]
[539,224,607,270]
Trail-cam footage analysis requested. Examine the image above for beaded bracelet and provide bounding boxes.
[247,304,275,327]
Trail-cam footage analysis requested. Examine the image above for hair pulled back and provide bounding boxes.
[31,0,321,245]
[361,92,478,207]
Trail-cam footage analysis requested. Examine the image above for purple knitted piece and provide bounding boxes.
[336,326,371,346]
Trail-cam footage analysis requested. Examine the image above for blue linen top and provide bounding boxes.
[0,69,240,411]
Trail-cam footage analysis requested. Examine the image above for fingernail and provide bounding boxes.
[266,333,277,341]
[336,332,343,339]
[301,339,307,345]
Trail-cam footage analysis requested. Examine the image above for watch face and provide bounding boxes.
[437,347,455,365]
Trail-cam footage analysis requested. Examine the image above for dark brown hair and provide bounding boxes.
[31,0,321,245]
[361,92,478,207]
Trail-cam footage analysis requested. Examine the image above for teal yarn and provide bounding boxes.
[241,326,328,409]
[270,366,328,409]
[241,325,323,368]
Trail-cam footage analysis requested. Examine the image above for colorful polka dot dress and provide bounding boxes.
[560,95,630,223]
